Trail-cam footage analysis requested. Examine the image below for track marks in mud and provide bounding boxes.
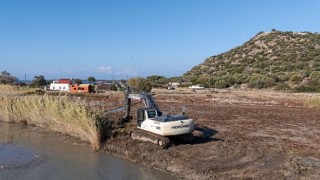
[167,141,290,178]
[104,135,300,179]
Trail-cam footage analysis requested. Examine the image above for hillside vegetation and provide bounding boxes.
[184,30,320,91]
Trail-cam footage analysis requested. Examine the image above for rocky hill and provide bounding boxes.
[184,30,320,90]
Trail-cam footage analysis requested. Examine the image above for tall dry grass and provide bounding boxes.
[0,92,103,150]
[304,97,320,107]
[0,84,33,95]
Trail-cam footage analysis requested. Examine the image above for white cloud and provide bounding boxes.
[97,66,112,73]
[115,69,138,76]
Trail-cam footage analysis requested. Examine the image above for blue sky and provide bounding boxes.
[1,0,320,80]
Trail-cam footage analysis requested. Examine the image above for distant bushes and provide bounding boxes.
[274,83,290,91]
[128,77,152,92]
[290,75,302,84]
[0,71,17,84]
[293,80,320,93]
[247,75,275,89]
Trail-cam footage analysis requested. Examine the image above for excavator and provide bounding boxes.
[119,86,195,148]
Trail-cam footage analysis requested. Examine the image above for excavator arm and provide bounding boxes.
[124,86,162,119]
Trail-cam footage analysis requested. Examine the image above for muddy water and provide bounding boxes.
[0,122,175,180]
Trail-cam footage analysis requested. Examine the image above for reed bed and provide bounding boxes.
[0,93,104,150]
[0,84,34,96]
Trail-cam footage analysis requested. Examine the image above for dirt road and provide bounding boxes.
[102,88,320,179]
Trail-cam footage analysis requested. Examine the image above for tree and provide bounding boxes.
[0,70,17,84]
[1,71,10,76]
[30,75,47,88]
[196,76,209,85]
[74,78,82,85]
[128,77,152,92]
[147,75,168,87]
[87,76,96,84]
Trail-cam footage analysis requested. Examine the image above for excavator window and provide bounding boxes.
[147,110,156,118]
[137,109,145,127]
[137,110,144,120]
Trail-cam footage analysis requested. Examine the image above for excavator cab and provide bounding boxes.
[137,109,145,127]
[137,108,159,127]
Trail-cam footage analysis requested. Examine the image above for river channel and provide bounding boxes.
[0,122,175,180]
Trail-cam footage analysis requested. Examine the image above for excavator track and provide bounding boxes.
[130,130,170,149]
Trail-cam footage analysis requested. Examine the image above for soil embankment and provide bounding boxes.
[102,89,320,179]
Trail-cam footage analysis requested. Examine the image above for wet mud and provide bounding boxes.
[101,89,320,179]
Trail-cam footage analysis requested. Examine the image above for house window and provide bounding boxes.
[63,87,65,90]
[73,88,76,90]
[82,88,85,90]
[59,87,61,90]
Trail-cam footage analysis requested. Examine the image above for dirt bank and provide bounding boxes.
[101,88,320,179]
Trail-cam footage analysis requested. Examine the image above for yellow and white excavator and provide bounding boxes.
[120,86,195,148]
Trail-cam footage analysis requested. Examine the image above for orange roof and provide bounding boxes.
[57,79,72,84]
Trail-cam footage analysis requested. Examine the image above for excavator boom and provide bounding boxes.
[124,86,162,118]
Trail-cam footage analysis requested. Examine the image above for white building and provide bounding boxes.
[189,84,205,90]
[49,79,72,92]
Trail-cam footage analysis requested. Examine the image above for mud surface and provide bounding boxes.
[101,89,320,179]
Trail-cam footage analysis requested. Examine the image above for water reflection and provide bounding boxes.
[0,122,175,180]
[0,122,27,143]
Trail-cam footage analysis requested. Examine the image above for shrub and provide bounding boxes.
[293,80,320,92]
[223,75,236,86]
[196,76,209,85]
[290,75,302,84]
[215,79,228,89]
[293,85,320,93]
[310,71,320,80]
[274,83,290,91]
[248,75,275,89]
[0,75,17,84]
[128,77,152,92]
[30,75,47,88]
